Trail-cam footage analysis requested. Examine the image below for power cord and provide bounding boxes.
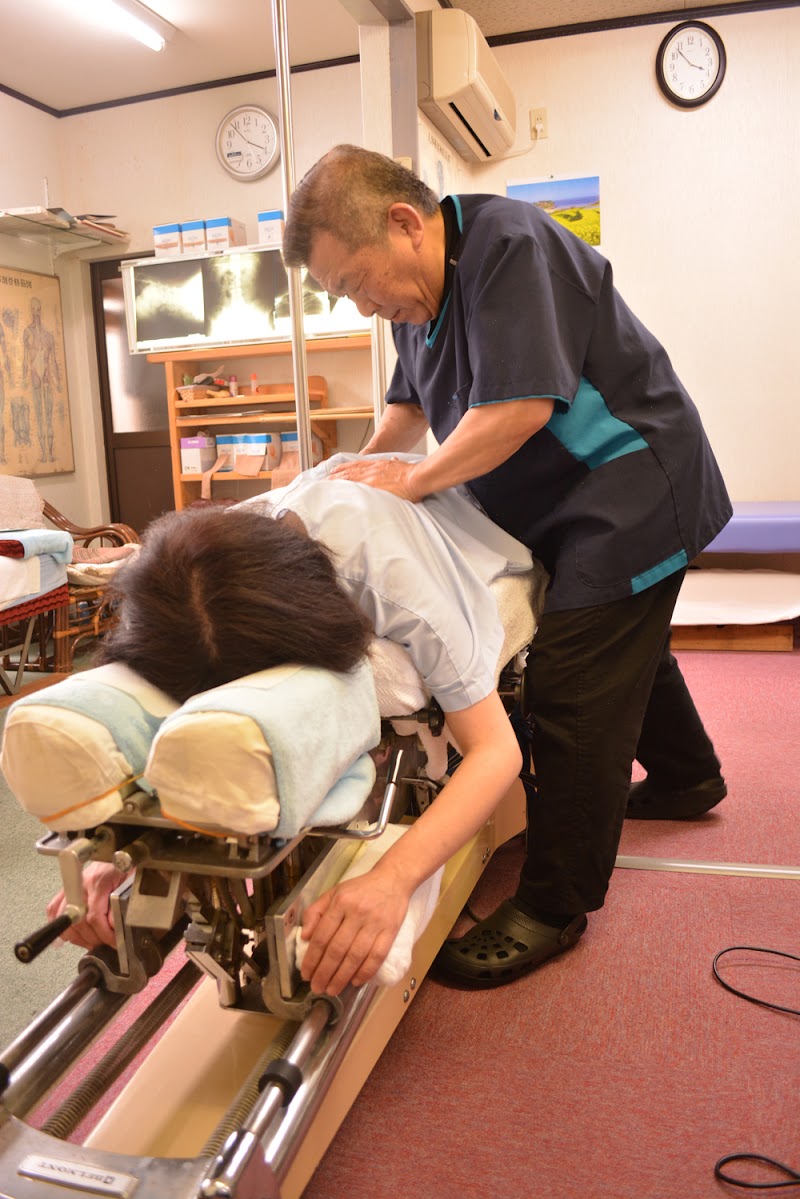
[712,946,800,1190]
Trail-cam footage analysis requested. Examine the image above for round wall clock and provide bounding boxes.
[656,21,726,109]
[216,105,280,180]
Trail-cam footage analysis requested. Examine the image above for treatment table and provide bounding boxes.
[0,566,544,1199]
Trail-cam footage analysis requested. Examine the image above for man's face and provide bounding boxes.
[308,226,440,326]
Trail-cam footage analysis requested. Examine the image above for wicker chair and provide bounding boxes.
[43,502,140,673]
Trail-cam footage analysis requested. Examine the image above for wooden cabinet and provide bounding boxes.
[149,336,373,510]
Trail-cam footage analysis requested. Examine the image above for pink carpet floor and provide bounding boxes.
[301,650,800,1199]
[23,649,800,1197]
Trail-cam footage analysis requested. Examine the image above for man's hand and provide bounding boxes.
[298,863,411,996]
[329,456,422,502]
[46,861,130,950]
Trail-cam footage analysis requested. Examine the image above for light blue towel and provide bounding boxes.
[171,657,381,838]
[13,673,165,794]
[1,528,73,563]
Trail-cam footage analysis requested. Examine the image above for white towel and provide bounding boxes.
[294,824,444,987]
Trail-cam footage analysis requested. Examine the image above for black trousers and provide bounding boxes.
[516,569,721,916]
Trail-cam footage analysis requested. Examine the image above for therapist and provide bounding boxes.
[282,144,732,988]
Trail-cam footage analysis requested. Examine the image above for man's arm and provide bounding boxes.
[360,400,430,455]
[331,397,554,500]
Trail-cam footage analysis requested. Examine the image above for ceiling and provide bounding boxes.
[0,0,772,113]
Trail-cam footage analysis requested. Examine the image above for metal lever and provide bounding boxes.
[14,914,72,963]
[304,746,406,842]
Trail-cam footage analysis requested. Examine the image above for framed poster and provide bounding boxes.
[0,266,74,476]
[506,175,601,247]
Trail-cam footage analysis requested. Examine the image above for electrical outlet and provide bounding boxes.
[530,107,548,140]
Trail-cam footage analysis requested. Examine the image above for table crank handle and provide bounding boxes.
[15,914,73,963]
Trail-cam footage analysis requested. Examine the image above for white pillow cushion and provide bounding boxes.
[1,663,177,831]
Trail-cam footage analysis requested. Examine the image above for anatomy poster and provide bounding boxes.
[0,266,74,476]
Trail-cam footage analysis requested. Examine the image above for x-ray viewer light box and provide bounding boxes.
[121,245,370,355]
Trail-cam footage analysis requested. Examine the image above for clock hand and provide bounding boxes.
[230,126,268,151]
[677,47,704,69]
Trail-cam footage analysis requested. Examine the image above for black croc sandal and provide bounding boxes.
[626,775,727,820]
[435,901,587,989]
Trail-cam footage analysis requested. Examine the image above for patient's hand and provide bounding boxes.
[46,861,130,950]
[299,862,411,997]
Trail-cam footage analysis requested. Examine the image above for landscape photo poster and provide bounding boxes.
[0,266,74,476]
[506,174,601,247]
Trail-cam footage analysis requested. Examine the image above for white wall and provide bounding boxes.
[0,6,797,520]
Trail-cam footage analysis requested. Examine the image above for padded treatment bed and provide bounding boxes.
[1,566,545,836]
[671,501,800,651]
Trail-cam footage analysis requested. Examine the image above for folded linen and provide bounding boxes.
[144,657,381,838]
[293,823,444,987]
[0,528,73,562]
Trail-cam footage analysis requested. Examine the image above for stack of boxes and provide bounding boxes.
[153,210,283,255]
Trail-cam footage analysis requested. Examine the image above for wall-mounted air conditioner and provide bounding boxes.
[415,8,517,163]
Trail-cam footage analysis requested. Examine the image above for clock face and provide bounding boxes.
[656,22,726,108]
[216,105,280,180]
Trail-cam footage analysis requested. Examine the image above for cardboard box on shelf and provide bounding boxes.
[257,209,285,247]
[215,432,272,472]
[180,435,217,474]
[181,219,206,252]
[205,217,247,251]
[153,222,183,255]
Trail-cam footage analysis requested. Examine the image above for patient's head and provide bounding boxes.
[99,505,374,704]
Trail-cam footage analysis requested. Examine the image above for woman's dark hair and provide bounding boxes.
[98,505,374,704]
[283,143,440,268]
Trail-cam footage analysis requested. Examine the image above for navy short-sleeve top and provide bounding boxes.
[386,194,731,612]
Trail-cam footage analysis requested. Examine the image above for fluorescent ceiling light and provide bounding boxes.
[81,0,177,52]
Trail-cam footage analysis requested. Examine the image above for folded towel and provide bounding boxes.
[145,657,381,838]
[0,528,73,563]
[294,823,444,987]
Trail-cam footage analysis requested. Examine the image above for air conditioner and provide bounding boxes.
[415,9,517,163]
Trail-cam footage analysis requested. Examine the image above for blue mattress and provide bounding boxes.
[705,501,800,553]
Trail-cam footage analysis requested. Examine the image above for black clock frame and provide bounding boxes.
[656,20,727,109]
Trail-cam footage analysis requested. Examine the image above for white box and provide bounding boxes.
[205,217,247,251]
[181,219,206,252]
[153,222,182,255]
[180,435,217,474]
[257,209,285,247]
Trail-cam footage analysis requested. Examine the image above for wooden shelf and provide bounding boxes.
[159,340,373,510]
[147,333,370,365]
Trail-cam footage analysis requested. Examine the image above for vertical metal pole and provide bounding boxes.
[271,0,312,473]
[370,315,387,424]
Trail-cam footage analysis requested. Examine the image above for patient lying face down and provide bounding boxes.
[54,461,531,995]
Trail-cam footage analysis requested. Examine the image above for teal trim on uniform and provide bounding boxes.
[631,549,688,594]
[451,194,464,232]
[426,292,451,348]
[546,377,648,469]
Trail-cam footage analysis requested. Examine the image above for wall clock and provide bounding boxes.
[656,21,726,109]
[216,105,280,180]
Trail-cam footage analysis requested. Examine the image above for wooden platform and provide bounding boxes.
[671,622,795,652]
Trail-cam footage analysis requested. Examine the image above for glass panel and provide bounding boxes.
[103,276,166,432]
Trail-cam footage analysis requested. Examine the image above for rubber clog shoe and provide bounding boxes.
[434,900,587,989]
[626,775,727,820]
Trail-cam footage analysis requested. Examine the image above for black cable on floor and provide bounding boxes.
[712,946,800,1190]
[713,946,800,1017]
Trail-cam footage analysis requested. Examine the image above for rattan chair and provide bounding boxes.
[43,502,140,672]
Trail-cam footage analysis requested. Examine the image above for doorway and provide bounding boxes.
[90,257,174,531]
